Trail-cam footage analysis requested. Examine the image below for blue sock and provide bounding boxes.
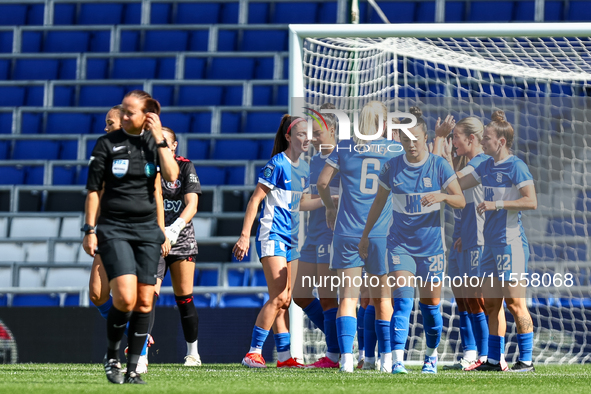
[419,302,443,350]
[274,333,291,353]
[364,305,377,358]
[488,335,505,363]
[250,326,270,351]
[517,332,533,362]
[391,287,413,350]
[459,310,477,353]
[323,308,339,354]
[303,298,325,332]
[357,307,365,352]
[470,312,489,357]
[375,320,391,354]
[96,296,113,320]
[336,316,356,354]
[141,335,149,356]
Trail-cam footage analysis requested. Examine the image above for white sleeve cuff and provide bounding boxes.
[442,174,458,190]
[516,179,534,189]
[258,178,275,190]
[378,179,391,191]
[459,165,475,177]
[325,158,339,170]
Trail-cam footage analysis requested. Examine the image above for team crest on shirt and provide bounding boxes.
[263,164,275,178]
[166,179,181,189]
[112,159,129,178]
[392,255,400,265]
[496,172,503,183]
[144,162,156,178]
[188,173,199,184]
[423,177,432,188]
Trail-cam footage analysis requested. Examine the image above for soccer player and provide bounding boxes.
[317,101,403,373]
[458,110,537,372]
[293,105,341,369]
[434,117,492,370]
[84,91,179,384]
[152,127,202,367]
[359,107,466,375]
[234,115,316,368]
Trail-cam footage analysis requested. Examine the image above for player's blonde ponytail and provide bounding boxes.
[354,101,387,146]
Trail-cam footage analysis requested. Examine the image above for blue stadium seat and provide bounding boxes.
[0,294,7,307]
[21,113,42,134]
[208,58,255,79]
[25,86,44,106]
[212,140,258,160]
[120,31,140,52]
[369,2,416,23]
[198,270,219,286]
[221,2,239,23]
[0,112,12,134]
[25,166,44,184]
[152,86,173,106]
[318,1,338,23]
[157,58,176,79]
[112,58,157,79]
[546,217,589,237]
[53,4,75,25]
[53,166,77,185]
[416,1,436,22]
[13,140,60,160]
[86,139,99,159]
[184,58,206,79]
[47,113,93,134]
[245,112,284,133]
[0,166,25,185]
[14,59,57,80]
[78,3,125,25]
[188,30,209,51]
[567,1,591,21]
[76,166,89,185]
[226,167,246,185]
[54,87,75,106]
[564,244,587,261]
[576,190,591,212]
[89,31,111,52]
[0,59,8,80]
[79,85,136,107]
[530,244,562,262]
[145,31,188,52]
[44,31,90,52]
[193,294,217,308]
[64,294,80,306]
[251,269,266,287]
[242,30,287,51]
[0,5,27,25]
[0,141,8,160]
[195,166,225,185]
[12,294,60,307]
[0,87,25,106]
[91,114,109,134]
[223,86,243,106]
[193,112,213,133]
[252,86,272,106]
[258,139,275,159]
[150,3,172,24]
[227,268,249,286]
[0,32,12,53]
[219,294,267,308]
[178,86,223,106]
[544,1,564,22]
[60,140,78,160]
[514,0,535,21]
[217,30,237,51]
[175,3,221,23]
[249,2,270,23]
[160,112,191,133]
[255,58,274,79]
[273,2,318,23]
[220,112,241,133]
[468,1,514,22]
[187,140,211,160]
[277,85,288,106]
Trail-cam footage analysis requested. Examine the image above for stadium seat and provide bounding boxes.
[212,140,259,160]
[59,136,79,157]
[112,58,157,79]
[546,217,589,237]
[178,86,223,106]
[0,141,10,160]
[251,269,266,287]
[514,0,535,21]
[11,217,60,238]
[152,86,174,106]
[208,58,255,79]
[43,31,90,52]
[277,85,288,105]
[252,86,273,106]
[192,112,213,133]
[0,4,41,25]
[86,140,99,159]
[0,59,9,79]
[18,267,47,287]
[47,113,93,134]
[64,294,81,306]
[54,242,78,262]
[248,2,269,23]
[369,2,416,23]
[576,190,591,212]
[273,2,318,23]
[416,1,436,22]
[77,244,93,264]
[0,87,26,107]
[25,242,49,262]
[78,3,129,25]
[192,218,213,238]
[0,266,11,287]
[318,1,338,23]
[184,58,206,79]
[120,31,140,52]
[468,1,514,22]
[12,294,60,307]
[158,58,177,79]
[245,112,284,133]
[60,216,83,238]
[0,217,6,238]
[242,30,287,52]
[186,140,211,161]
[198,270,219,286]
[78,85,130,107]
[159,112,192,133]
[567,1,591,21]
[563,244,587,261]
[53,166,77,185]
[86,59,108,79]
[197,243,232,262]
[217,30,237,51]
[12,140,60,160]
[219,294,267,308]
[220,112,242,133]
[255,58,274,79]
[530,244,562,262]
[193,294,217,308]
[216,218,245,236]
[0,243,25,262]
[0,166,25,185]
[0,31,12,53]
[145,31,189,52]
[544,1,564,22]
[54,87,75,106]
[226,166,246,185]
[175,3,221,24]
[46,268,90,287]
[227,268,249,287]
[150,3,172,24]
[194,166,225,185]
[21,112,42,134]
[258,139,275,159]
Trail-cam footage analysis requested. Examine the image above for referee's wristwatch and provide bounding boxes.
[81,223,95,235]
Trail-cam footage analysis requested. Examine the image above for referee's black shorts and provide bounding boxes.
[97,218,165,285]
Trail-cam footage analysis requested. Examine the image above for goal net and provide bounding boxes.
[290,24,591,364]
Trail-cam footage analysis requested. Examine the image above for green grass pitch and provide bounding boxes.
[0,364,589,393]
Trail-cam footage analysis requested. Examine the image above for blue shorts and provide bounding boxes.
[480,239,529,281]
[387,250,445,281]
[462,246,484,278]
[331,236,387,276]
[299,242,331,264]
[256,239,298,262]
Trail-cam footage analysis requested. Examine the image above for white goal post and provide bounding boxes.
[288,23,591,364]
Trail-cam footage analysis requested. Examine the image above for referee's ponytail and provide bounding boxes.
[124,90,161,115]
[271,114,299,158]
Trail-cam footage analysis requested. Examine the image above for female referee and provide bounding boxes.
[360,107,466,375]
[83,90,179,384]
[233,115,317,369]
[152,126,202,367]
[317,101,403,373]
[458,110,537,373]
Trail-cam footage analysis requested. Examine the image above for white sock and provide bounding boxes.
[342,353,354,366]
[326,352,339,363]
[358,350,365,360]
[425,347,437,358]
[521,360,532,366]
[365,356,375,366]
[380,352,392,368]
[249,347,262,354]
[277,350,291,362]
[500,354,506,364]
[392,349,405,364]
[187,340,198,356]
[464,350,478,362]
[479,355,488,362]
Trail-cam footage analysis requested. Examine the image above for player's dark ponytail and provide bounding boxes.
[123,90,161,115]
[271,114,298,158]
[487,110,514,149]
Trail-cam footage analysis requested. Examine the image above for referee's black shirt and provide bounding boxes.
[86,128,163,223]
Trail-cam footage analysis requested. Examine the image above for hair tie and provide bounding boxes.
[286,118,305,135]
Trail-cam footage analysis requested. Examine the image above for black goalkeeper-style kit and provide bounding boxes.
[156,156,202,279]
[87,128,166,285]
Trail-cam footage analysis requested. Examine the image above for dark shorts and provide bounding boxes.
[96,218,165,285]
[156,254,197,280]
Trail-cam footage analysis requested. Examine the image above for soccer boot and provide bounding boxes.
[509,361,535,372]
[277,357,305,368]
[103,355,124,384]
[306,356,339,369]
[242,352,267,368]
[184,354,202,366]
[443,358,476,370]
[391,362,409,375]
[421,355,438,374]
[474,360,509,372]
[124,371,146,384]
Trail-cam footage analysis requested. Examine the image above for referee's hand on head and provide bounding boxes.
[83,232,97,257]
